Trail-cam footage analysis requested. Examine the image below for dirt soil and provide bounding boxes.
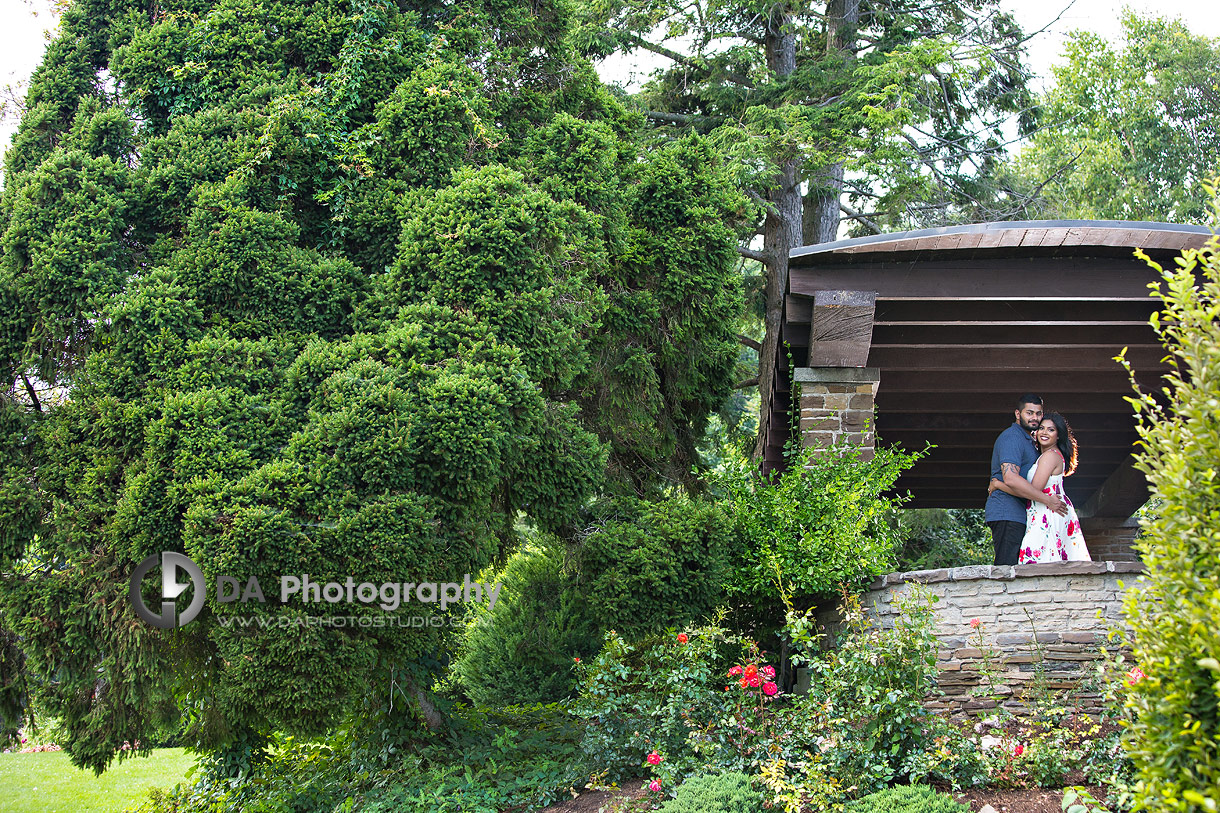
[538,776,1110,813]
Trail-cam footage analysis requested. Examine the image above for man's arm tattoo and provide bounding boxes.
[1000,462,1020,476]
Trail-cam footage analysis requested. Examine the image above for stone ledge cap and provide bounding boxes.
[794,367,881,384]
[877,561,1144,586]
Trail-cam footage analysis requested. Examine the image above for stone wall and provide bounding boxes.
[817,561,1143,717]
[794,367,880,456]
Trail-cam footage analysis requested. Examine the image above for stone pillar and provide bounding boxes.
[1078,517,1142,562]
[794,367,880,458]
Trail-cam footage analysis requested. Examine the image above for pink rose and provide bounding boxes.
[646,750,662,766]
[763,681,779,696]
[969,618,980,629]
[728,665,742,677]
[1126,667,1147,686]
[1014,743,1024,757]
[748,675,762,688]
[761,665,776,678]
[648,779,662,793]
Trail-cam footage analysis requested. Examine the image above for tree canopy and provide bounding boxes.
[0,0,747,771]
[574,0,1035,455]
[1011,12,1220,223]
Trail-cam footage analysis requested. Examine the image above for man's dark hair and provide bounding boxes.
[1016,393,1043,409]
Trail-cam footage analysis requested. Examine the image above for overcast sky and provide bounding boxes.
[2,0,1219,156]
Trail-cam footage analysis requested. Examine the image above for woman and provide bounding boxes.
[988,412,1090,563]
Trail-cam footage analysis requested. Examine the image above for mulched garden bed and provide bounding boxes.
[538,775,1110,813]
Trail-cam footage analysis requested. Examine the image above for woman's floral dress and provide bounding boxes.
[1018,455,1091,563]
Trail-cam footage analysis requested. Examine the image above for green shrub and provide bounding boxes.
[571,621,767,783]
[453,543,598,707]
[711,442,924,602]
[577,496,731,638]
[1119,206,1220,811]
[786,589,979,793]
[844,784,972,813]
[660,771,764,813]
[453,493,731,707]
[894,509,991,571]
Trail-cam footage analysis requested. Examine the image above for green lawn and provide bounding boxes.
[0,748,196,813]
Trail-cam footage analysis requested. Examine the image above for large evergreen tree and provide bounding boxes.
[575,0,1035,456]
[0,0,746,771]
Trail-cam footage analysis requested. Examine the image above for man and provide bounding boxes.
[985,394,1067,565]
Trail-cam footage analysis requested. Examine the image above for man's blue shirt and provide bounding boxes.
[985,422,1037,523]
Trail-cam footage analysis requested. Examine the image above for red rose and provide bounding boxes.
[677,633,688,644]
[647,750,662,766]
[728,665,743,677]
[763,681,779,696]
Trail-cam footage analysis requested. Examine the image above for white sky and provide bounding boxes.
[1,0,1218,156]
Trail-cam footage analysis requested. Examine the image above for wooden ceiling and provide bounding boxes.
[769,220,1215,514]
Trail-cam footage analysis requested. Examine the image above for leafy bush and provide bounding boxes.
[453,543,597,707]
[843,784,972,813]
[1119,211,1220,811]
[139,703,587,813]
[787,589,979,794]
[571,621,765,783]
[453,494,731,707]
[660,771,765,813]
[711,442,924,601]
[894,509,991,571]
[577,496,732,638]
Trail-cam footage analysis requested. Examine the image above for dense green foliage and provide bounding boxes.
[576,496,731,638]
[138,704,588,813]
[1119,215,1220,810]
[712,443,923,600]
[453,544,596,708]
[843,784,972,813]
[659,771,764,813]
[0,0,746,773]
[894,509,991,572]
[797,590,965,792]
[455,496,731,707]
[1012,12,1220,223]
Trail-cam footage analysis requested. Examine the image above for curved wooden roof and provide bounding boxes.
[791,220,1212,262]
[772,220,1216,513]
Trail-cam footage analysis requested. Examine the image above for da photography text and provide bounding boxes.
[129,551,502,629]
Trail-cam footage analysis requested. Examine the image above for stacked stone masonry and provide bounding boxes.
[818,562,1143,718]
[799,384,877,453]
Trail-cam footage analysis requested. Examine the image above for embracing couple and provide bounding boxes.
[985,393,1091,566]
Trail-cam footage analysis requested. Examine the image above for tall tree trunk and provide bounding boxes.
[802,0,860,243]
[753,8,801,461]
[803,162,845,244]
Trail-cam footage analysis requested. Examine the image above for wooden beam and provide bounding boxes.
[1077,455,1149,519]
[878,412,1136,432]
[790,257,1170,300]
[873,369,1161,394]
[875,429,1138,448]
[874,391,1157,414]
[870,323,1155,345]
[865,344,1166,371]
[808,290,876,366]
[873,300,1159,323]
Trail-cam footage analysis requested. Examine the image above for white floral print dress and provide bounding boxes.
[1018,455,1091,563]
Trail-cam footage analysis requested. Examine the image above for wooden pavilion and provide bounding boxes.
[766,220,1214,560]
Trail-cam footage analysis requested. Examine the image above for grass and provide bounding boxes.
[0,748,197,813]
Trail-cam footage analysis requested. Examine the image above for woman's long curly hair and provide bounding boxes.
[1042,412,1078,476]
